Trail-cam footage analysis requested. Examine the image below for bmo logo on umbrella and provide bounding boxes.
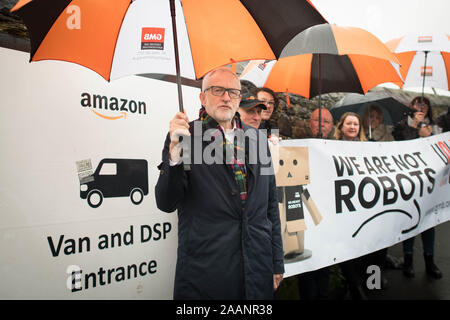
[141,27,165,50]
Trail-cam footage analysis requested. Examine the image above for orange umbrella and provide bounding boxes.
[241,24,401,99]
[386,33,450,97]
[11,0,326,112]
[240,23,402,137]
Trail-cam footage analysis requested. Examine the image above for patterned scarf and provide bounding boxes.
[199,107,247,208]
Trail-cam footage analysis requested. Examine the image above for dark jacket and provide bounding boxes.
[392,113,435,141]
[259,120,278,137]
[155,120,284,300]
[436,107,450,133]
[392,117,420,141]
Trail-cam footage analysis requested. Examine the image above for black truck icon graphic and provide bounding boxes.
[79,158,148,208]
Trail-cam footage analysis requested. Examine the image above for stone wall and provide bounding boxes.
[0,1,27,38]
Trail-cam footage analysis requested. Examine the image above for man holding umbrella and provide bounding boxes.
[155,67,284,299]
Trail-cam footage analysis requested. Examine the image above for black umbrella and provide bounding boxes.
[330,91,411,129]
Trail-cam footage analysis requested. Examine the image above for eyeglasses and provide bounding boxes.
[204,86,241,99]
[260,100,275,107]
[413,103,428,111]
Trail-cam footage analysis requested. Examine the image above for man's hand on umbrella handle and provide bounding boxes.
[169,112,190,162]
[273,274,283,291]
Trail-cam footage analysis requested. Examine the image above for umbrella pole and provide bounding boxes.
[368,105,372,140]
[170,0,190,171]
[318,53,323,138]
[169,0,184,112]
[421,50,430,103]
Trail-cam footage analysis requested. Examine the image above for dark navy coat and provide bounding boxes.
[155,120,284,299]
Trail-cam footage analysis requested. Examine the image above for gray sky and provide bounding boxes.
[311,0,449,42]
[2,0,447,42]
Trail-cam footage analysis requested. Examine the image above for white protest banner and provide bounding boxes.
[274,134,450,277]
[2,45,449,295]
[0,47,200,299]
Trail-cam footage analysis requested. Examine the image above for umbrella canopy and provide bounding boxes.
[386,33,450,93]
[330,91,411,126]
[11,0,326,111]
[240,23,402,99]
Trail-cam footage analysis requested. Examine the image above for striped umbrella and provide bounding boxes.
[11,0,326,112]
[386,33,450,96]
[241,24,401,99]
[240,23,401,137]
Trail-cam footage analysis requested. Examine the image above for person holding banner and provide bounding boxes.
[361,104,394,289]
[307,107,335,139]
[334,112,367,141]
[392,97,443,279]
[155,67,284,299]
[295,108,334,301]
[334,112,369,299]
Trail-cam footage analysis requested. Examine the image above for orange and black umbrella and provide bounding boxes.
[240,23,401,137]
[11,0,326,111]
[241,24,401,99]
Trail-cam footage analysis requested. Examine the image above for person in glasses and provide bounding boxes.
[307,107,335,139]
[392,96,442,280]
[254,87,282,143]
[155,67,284,300]
[296,107,334,301]
[393,96,435,141]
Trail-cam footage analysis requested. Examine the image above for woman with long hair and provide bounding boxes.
[334,112,367,141]
[392,96,435,140]
[334,112,368,299]
[392,96,442,279]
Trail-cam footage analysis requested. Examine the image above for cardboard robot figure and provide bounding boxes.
[271,146,323,263]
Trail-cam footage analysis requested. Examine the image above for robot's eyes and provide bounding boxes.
[279,160,284,166]
[293,159,298,165]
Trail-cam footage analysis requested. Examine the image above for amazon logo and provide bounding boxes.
[80,92,147,120]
